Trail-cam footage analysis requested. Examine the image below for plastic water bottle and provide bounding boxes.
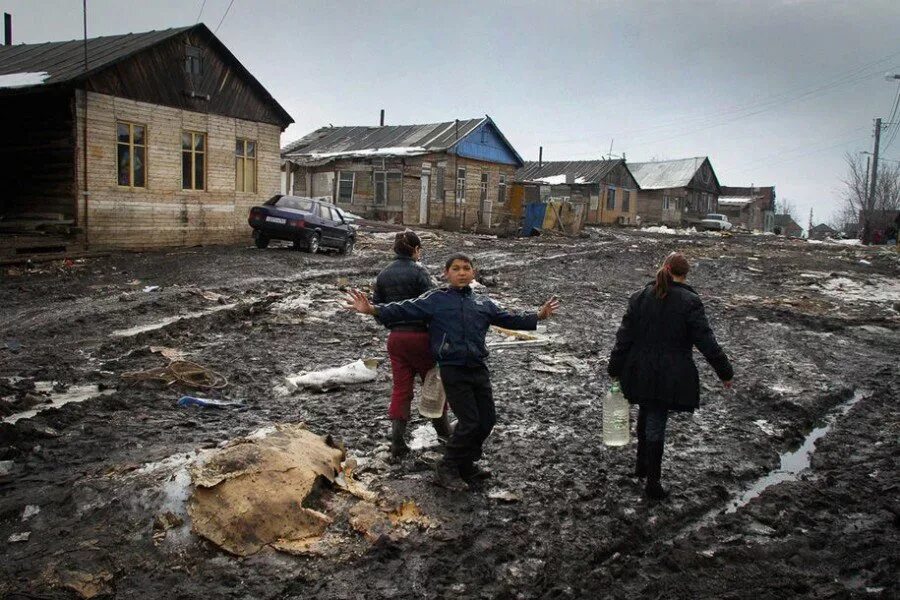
[177,396,243,409]
[602,381,630,447]
[418,368,446,418]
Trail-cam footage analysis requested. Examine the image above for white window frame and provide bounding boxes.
[456,168,466,203]
[498,174,507,204]
[337,171,355,204]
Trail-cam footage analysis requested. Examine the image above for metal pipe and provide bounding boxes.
[4,13,11,45]
[379,109,384,126]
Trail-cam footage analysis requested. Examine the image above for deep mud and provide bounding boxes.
[1,230,898,599]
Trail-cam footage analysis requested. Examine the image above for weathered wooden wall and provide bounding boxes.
[291,153,517,228]
[85,31,287,127]
[0,91,76,220]
[636,189,684,225]
[76,91,281,248]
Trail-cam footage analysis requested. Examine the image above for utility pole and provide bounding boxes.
[864,118,881,244]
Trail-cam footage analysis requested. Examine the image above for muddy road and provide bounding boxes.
[1,230,898,599]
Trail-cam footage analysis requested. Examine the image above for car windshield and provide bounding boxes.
[274,196,315,212]
[705,214,723,220]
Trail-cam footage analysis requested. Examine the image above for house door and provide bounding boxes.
[419,174,430,224]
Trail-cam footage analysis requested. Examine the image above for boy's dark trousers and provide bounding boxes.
[439,365,495,471]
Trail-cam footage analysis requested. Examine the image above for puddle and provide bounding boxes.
[3,383,115,424]
[724,388,869,513]
[110,303,238,337]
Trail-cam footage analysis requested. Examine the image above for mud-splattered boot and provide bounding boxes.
[459,462,492,483]
[390,420,410,460]
[431,413,454,444]
[644,441,669,501]
[433,462,469,492]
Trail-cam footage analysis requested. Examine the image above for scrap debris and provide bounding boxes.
[121,360,228,390]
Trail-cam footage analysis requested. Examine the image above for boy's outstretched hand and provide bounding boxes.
[344,289,375,315]
[537,296,560,320]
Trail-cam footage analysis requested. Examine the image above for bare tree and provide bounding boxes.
[839,152,900,241]
[775,197,796,217]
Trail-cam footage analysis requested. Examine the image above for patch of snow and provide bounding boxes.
[817,275,900,303]
[110,303,238,337]
[831,238,862,246]
[641,225,700,235]
[529,174,588,185]
[3,383,114,424]
[309,146,427,159]
[0,71,49,88]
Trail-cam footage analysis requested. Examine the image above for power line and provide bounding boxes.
[195,0,207,24]
[214,0,235,34]
[880,82,900,152]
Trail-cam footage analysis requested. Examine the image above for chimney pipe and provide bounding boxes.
[4,13,11,46]
[379,109,384,126]
[539,146,543,167]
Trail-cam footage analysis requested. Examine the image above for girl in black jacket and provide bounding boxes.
[608,252,733,500]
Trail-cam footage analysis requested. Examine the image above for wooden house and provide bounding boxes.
[809,223,837,240]
[718,185,776,231]
[280,117,524,229]
[629,157,721,226]
[774,214,803,237]
[0,24,293,253]
[513,160,640,226]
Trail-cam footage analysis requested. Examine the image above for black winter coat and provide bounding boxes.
[608,281,733,412]
[372,256,435,331]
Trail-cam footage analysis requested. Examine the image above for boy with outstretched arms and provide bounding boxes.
[345,253,560,491]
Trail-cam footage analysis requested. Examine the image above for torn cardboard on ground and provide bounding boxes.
[188,423,344,556]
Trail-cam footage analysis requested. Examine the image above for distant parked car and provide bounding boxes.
[248,195,356,254]
[700,213,733,231]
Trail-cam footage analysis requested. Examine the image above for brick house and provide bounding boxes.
[280,117,524,228]
[629,157,721,226]
[774,214,803,237]
[718,185,776,231]
[0,24,293,253]
[513,160,640,225]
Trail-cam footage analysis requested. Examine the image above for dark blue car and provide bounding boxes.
[248,195,356,254]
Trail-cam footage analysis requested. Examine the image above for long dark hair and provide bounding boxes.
[654,252,690,299]
[393,230,422,257]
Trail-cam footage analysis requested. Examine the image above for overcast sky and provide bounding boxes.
[5,0,900,224]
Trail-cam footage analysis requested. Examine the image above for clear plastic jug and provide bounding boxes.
[602,381,630,447]
[419,368,446,418]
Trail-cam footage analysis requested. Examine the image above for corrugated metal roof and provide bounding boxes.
[629,157,708,190]
[282,118,486,161]
[514,160,623,184]
[0,27,191,86]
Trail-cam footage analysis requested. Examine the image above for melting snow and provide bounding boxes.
[0,71,49,88]
[530,174,588,185]
[309,146,427,159]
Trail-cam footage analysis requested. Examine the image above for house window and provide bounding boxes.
[480,173,488,201]
[337,171,354,203]
[606,188,616,210]
[182,131,206,190]
[117,121,146,187]
[374,172,387,205]
[498,174,507,203]
[622,190,630,212]
[663,195,671,210]
[235,139,257,192]
[185,45,202,75]
[456,168,466,202]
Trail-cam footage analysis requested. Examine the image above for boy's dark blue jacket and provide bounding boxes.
[374,286,538,367]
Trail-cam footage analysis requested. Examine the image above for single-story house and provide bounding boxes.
[774,214,803,237]
[718,185,776,231]
[280,117,524,229]
[0,23,293,253]
[629,157,721,226]
[809,223,837,240]
[513,160,640,226]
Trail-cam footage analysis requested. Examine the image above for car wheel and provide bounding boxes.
[340,237,355,255]
[255,234,270,249]
[307,233,321,254]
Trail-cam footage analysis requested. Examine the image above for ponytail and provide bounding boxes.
[393,230,422,257]
[653,252,690,299]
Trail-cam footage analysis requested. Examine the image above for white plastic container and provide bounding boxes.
[419,368,446,418]
[603,381,630,447]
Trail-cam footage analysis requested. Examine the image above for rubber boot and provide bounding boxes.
[431,413,453,444]
[459,462,492,483]
[644,440,669,501]
[390,420,409,460]
[634,435,647,478]
[434,461,469,492]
